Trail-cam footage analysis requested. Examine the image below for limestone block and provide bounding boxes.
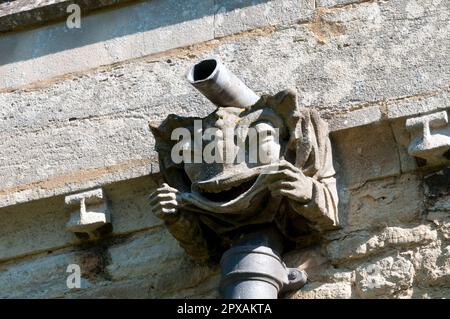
[0,0,215,89]
[65,279,154,299]
[327,106,382,132]
[389,119,419,173]
[424,167,450,234]
[0,196,75,262]
[0,116,157,208]
[106,228,219,294]
[411,287,450,299]
[430,195,450,212]
[292,282,353,299]
[331,123,401,186]
[0,250,96,298]
[413,244,450,286]
[65,188,111,239]
[69,273,221,299]
[283,247,330,282]
[105,175,164,235]
[0,0,139,33]
[345,174,423,232]
[106,229,186,281]
[326,225,436,264]
[165,274,221,299]
[387,91,450,120]
[355,255,415,298]
[214,0,314,37]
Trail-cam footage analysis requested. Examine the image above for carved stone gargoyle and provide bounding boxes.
[149,58,339,299]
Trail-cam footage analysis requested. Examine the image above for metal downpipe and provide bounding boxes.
[186,57,260,109]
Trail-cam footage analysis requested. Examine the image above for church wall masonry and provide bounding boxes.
[0,0,449,298]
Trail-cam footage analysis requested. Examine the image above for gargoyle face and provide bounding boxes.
[184,106,286,202]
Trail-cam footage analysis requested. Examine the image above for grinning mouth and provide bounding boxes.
[198,177,258,202]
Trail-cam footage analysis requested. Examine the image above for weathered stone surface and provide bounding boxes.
[355,255,415,298]
[0,116,158,208]
[214,0,314,37]
[106,229,219,295]
[429,195,450,213]
[325,225,437,264]
[0,0,139,33]
[328,105,382,131]
[390,119,419,173]
[316,0,365,8]
[283,246,354,284]
[292,281,353,299]
[0,118,156,189]
[166,274,221,299]
[0,0,215,89]
[387,91,450,120]
[105,176,163,235]
[106,229,186,281]
[0,228,219,299]
[332,123,401,185]
[0,249,96,298]
[411,286,450,299]
[0,196,75,262]
[413,244,450,286]
[345,174,423,232]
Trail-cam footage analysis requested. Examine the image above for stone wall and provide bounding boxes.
[0,0,449,298]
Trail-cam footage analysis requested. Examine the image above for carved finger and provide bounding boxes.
[262,169,298,182]
[277,160,302,173]
[157,183,179,193]
[159,200,178,208]
[161,207,177,214]
[268,180,296,191]
[149,192,177,206]
[271,188,291,198]
[155,192,177,202]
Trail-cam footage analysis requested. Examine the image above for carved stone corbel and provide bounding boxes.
[406,110,450,165]
[65,188,112,240]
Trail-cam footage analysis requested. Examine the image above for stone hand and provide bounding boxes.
[149,183,181,222]
[262,160,313,203]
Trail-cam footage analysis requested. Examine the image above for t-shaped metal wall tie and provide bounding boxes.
[65,188,112,239]
[405,110,450,162]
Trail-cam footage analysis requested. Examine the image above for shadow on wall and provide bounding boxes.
[0,0,273,66]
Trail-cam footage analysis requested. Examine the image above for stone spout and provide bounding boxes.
[186,57,260,109]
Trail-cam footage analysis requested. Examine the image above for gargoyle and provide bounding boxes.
[149,58,339,298]
[150,89,338,261]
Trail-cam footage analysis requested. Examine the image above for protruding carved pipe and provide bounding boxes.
[186,57,260,109]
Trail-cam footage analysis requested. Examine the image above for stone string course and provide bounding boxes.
[0,0,449,298]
